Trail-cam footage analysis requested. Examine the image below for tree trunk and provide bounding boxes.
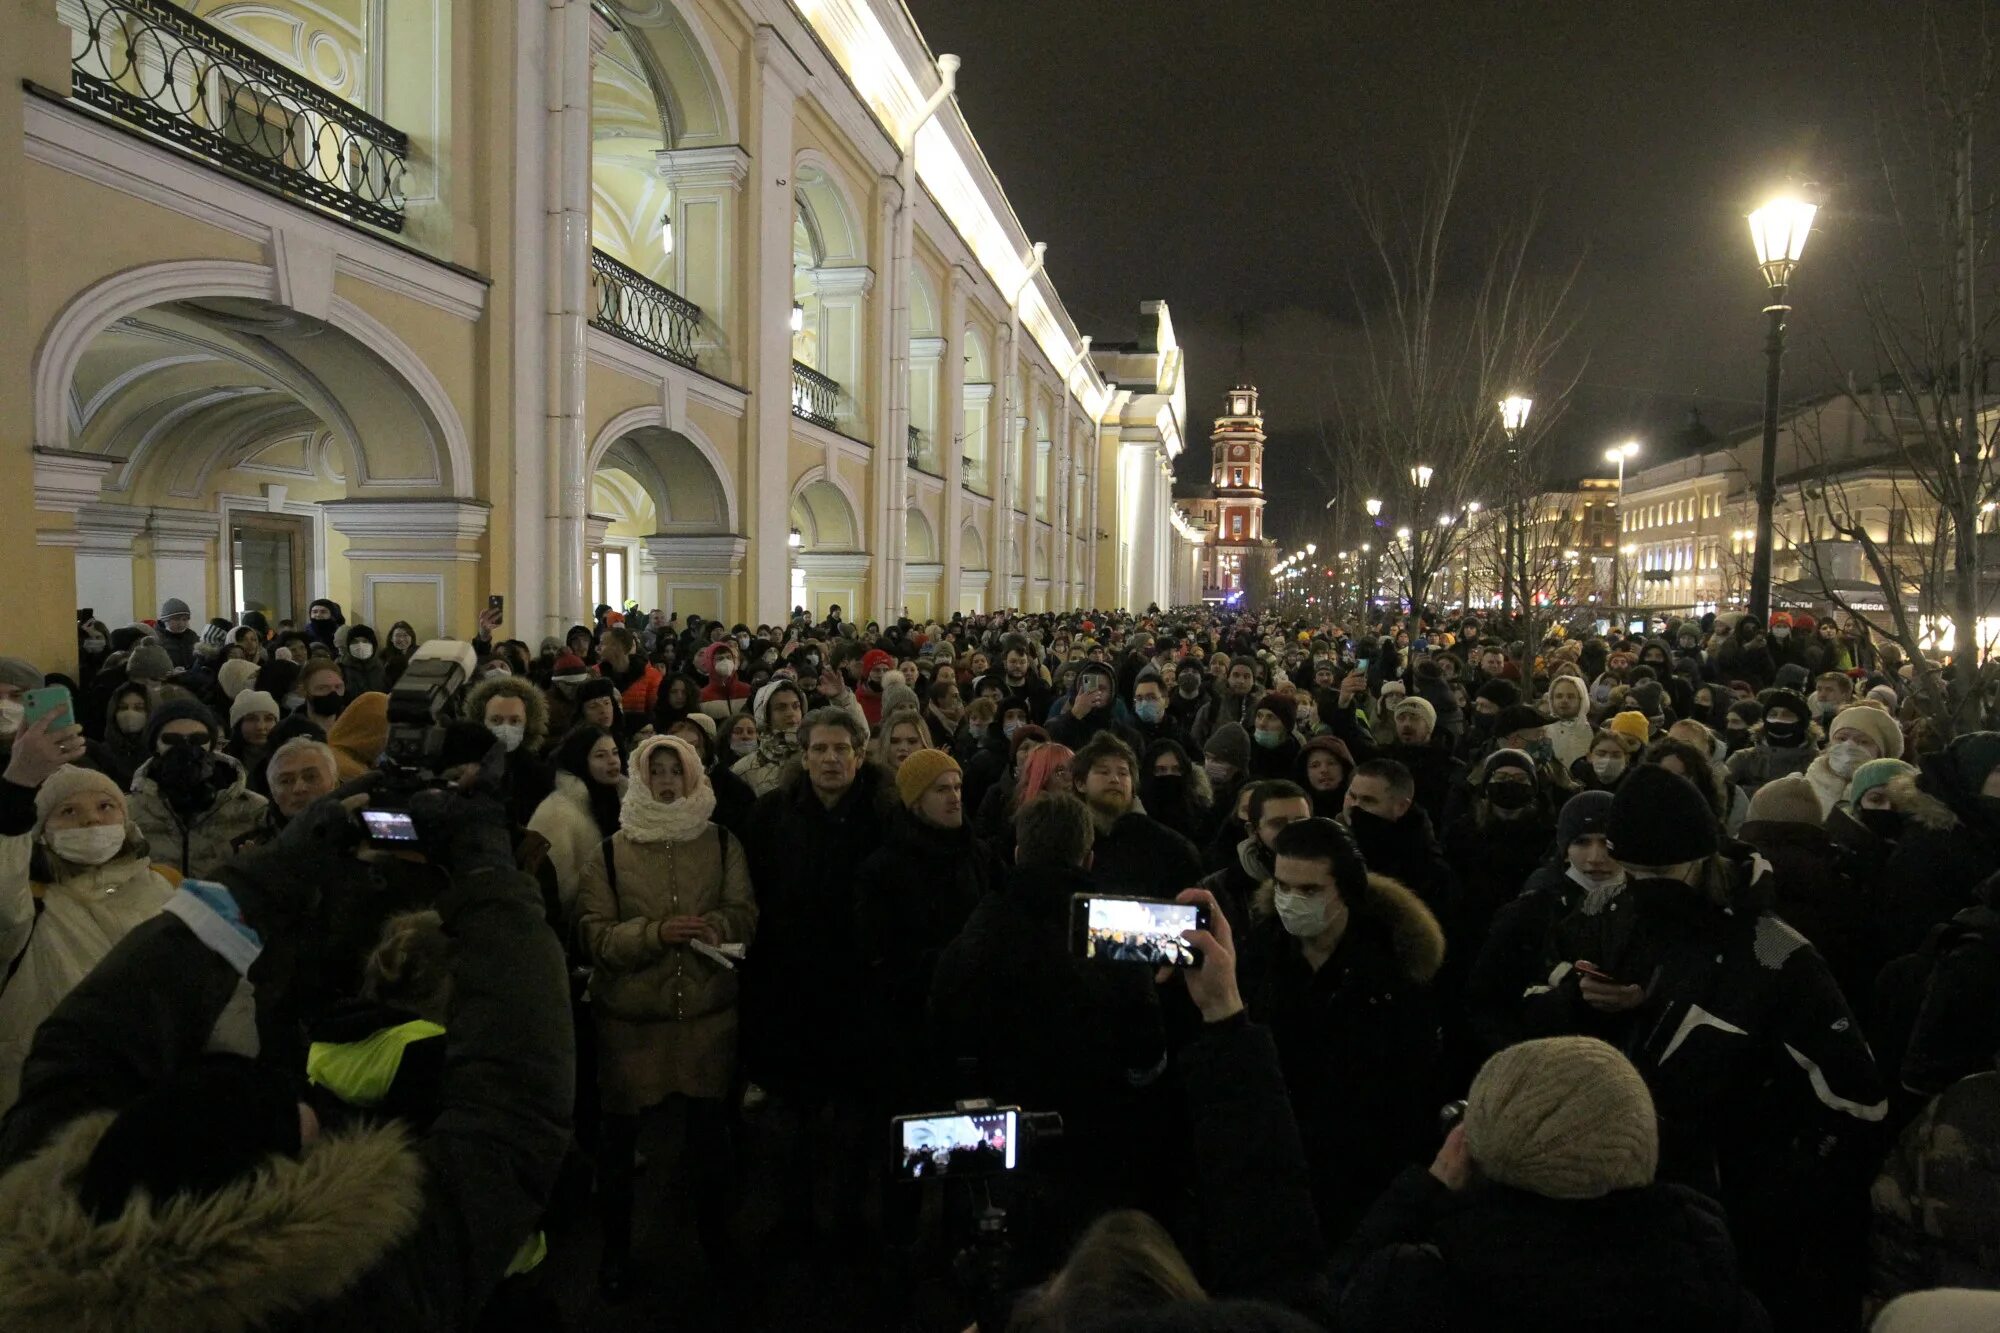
[1953,113,1984,729]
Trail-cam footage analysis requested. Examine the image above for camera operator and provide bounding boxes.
[0,774,573,1329]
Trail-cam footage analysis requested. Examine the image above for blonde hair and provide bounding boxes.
[1008,1210,1204,1331]
[361,910,454,1024]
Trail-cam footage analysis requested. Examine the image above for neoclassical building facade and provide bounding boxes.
[0,0,1187,674]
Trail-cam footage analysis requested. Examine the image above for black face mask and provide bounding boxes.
[1486,782,1535,812]
[1762,718,1805,747]
[1724,728,1753,753]
[308,691,347,718]
[1143,774,1188,812]
[154,740,217,812]
[1857,807,1904,840]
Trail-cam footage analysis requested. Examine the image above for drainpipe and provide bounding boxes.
[998,239,1045,609]
[884,54,958,622]
[546,0,591,633]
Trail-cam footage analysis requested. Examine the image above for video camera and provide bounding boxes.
[373,639,477,811]
[891,1100,1062,1184]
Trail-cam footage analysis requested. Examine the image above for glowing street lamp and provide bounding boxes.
[1497,395,1534,616]
[1411,464,1434,489]
[1603,440,1640,616]
[1745,195,1818,623]
[1365,497,1383,518]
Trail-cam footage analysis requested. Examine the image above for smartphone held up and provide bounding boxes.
[1069,893,1206,969]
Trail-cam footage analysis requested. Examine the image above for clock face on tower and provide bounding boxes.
[1231,445,1246,459]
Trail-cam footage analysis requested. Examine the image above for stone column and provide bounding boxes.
[939,270,967,611]
[147,510,224,624]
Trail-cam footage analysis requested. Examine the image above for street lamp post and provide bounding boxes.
[1498,396,1534,622]
[1603,440,1640,624]
[1746,197,1817,624]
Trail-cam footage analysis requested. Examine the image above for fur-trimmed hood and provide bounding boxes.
[464,674,550,753]
[1251,870,1446,984]
[0,1111,425,1331]
[1886,772,1959,832]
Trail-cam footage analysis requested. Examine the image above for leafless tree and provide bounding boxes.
[1316,111,1586,641]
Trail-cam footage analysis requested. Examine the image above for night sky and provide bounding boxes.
[903,0,1939,545]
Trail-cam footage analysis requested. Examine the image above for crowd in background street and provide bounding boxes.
[0,592,1996,1330]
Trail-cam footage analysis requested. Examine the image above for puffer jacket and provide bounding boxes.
[0,780,175,1112]
[575,822,755,1024]
[524,771,615,915]
[126,753,267,879]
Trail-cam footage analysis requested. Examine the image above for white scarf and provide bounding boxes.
[620,735,717,844]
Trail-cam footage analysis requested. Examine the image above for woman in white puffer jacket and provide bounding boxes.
[0,720,176,1112]
[526,723,626,917]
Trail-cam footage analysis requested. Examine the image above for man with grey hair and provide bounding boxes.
[742,704,894,1237]
[266,738,339,823]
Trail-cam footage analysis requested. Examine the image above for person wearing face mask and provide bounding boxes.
[1799,704,1905,817]
[0,722,179,1112]
[1237,816,1443,1236]
[294,659,349,735]
[1874,731,2000,962]
[1469,790,1627,1055]
[1125,666,1187,753]
[150,597,200,670]
[303,597,346,652]
[1521,764,1885,1329]
[94,681,154,791]
[126,700,267,879]
[465,674,554,830]
[1572,727,1639,794]
[1137,738,1211,841]
[1244,693,1304,782]
[1443,751,1557,953]
[1823,758,1919,894]
[696,642,752,723]
[1736,773,1873,1001]
[725,712,760,765]
[1725,690,1817,798]
[1197,723,1253,853]
[731,679,809,798]
[1199,780,1311,939]
[328,624,383,697]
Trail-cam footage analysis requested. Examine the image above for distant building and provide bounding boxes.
[1176,384,1275,603]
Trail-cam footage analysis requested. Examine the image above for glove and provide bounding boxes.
[215,791,365,936]
[408,783,514,877]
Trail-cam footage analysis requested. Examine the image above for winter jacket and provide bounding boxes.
[576,821,755,1024]
[1892,883,2000,1098]
[600,657,663,717]
[1870,1069,2000,1312]
[739,763,895,1097]
[1088,808,1203,902]
[1878,749,2000,961]
[1799,752,1849,815]
[0,805,572,1331]
[1193,690,1259,749]
[1726,738,1816,796]
[126,752,268,879]
[1346,804,1459,921]
[1239,872,1445,1236]
[1545,715,1594,769]
[0,780,175,1113]
[524,771,614,915]
[1335,1168,1768,1332]
[1198,836,1269,941]
[1738,816,1871,1003]
[853,811,991,1103]
[1466,862,1622,1055]
[696,677,752,721]
[1520,868,1886,1189]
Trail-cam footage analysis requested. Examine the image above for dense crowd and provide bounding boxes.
[0,595,1996,1330]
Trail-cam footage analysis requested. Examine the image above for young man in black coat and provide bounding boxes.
[1071,732,1201,901]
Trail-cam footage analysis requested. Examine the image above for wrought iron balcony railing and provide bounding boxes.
[909,426,940,474]
[589,249,700,370]
[792,361,839,430]
[63,0,410,230]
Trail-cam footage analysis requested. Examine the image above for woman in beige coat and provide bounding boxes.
[575,733,755,1297]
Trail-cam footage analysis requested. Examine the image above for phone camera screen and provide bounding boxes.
[1083,897,1198,967]
[361,810,420,843]
[895,1110,1017,1181]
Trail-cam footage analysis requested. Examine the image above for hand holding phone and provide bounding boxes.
[1073,893,1207,970]
[22,685,75,733]
[1162,887,1241,1022]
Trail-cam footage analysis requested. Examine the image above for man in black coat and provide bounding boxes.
[1200,779,1312,938]
[929,791,1167,1226]
[1341,758,1459,920]
[1071,732,1201,900]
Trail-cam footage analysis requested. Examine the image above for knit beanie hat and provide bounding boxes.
[201,619,232,647]
[217,658,261,700]
[228,691,280,729]
[1746,773,1825,827]
[1762,689,1813,726]
[1253,692,1297,731]
[1481,748,1538,785]
[1867,684,1900,710]
[1607,763,1719,865]
[1204,722,1251,772]
[1949,731,2000,798]
[674,711,717,743]
[896,748,961,808]
[882,681,920,718]
[142,697,219,753]
[1464,1036,1658,1200]
[325,692,390,781]
[126,643,174,683]
[1728,699,1764,729]
[1475,678,1521,709]
[1628,680,1666,720]
[1393,695,1437,730]
[158,597,192,621]
[0,657,42,694]
[1829,705,1905,759]
[1556,789,1615,849]
[1607,710,1652,746]
[33,764,126,827]
[1774,662,1811,692]
[1848,757,1915,806]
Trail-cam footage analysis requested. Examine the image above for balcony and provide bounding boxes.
[791,361,838,430]
[589,249,700,370]
[63,0,409,231]
[909,426,940,476]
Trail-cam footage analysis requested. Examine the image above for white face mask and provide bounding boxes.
[350,642,374,661]
[489,722,526,753]
[82,637,106,653]
[731,738,758,757]
[115,709,148,735]
[714,659,736,678]
[1827,740,1872,778]
[283,694,305,712]
[1203,758,1235,783]
[0,700,22,737]
[1274,886,1342,939]
[1591,755,1626,781]
[49,823,127,867]
[1565,864,1626,894]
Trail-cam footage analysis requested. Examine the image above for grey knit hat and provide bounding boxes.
[0,657,42,694]
[126,643,174,683]
[1203,722,1251,772]
[158,597,191,620]
[217,659,261,700]
[1745,773,1824,828]
[1465,1036,1658,1199]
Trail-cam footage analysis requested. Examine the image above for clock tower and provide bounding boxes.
[1177,383,1273,599]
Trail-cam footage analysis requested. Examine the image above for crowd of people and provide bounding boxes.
[0,594,1995,1329]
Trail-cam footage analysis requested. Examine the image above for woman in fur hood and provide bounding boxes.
[1236,815,1445,1238]
[525,724,625,916]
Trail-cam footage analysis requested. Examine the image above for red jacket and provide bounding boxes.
[599,660,662,716]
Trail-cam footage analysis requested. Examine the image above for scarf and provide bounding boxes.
[619,734,717,844]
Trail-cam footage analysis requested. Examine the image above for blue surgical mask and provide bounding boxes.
[1254,728,1286,749]
[1134,698,1164,724]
